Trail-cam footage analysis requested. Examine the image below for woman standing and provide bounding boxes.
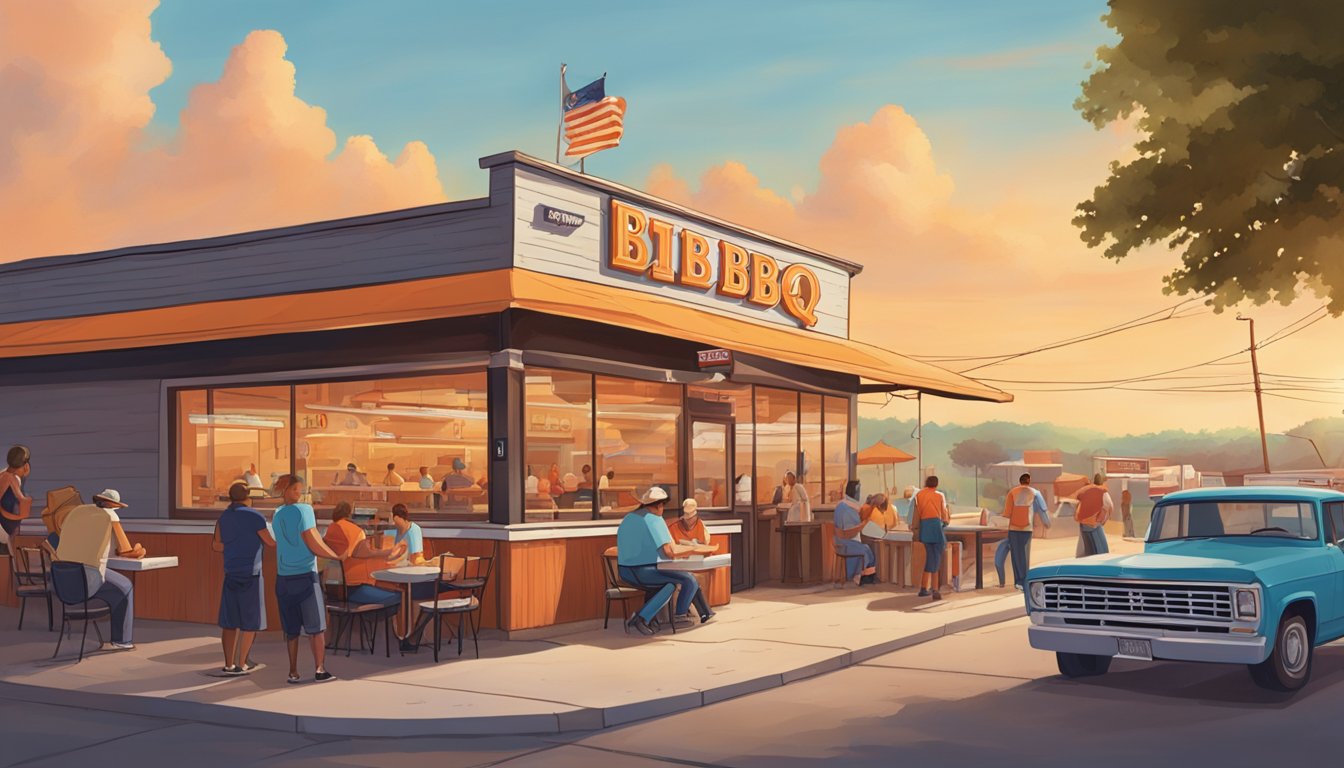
[913,476,950,601]
[0,445,33,553]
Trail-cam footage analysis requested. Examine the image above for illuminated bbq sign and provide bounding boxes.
[608,200,822,328]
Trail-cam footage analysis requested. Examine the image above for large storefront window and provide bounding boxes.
[174,371,486,516]
[754,387,798,507]
[523,368,595,520]
[823,395,850,504]
[799,393,823,502]
[294,372,488,518]
[596,377,680,513]
[175,386,292,510]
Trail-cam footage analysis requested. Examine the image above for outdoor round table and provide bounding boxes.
[656,553,731,572]
[371,565,441,646]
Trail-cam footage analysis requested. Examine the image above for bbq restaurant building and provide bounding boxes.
[0,152,1009,633]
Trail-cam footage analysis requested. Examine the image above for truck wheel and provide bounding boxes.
[1249,614,1312,692]
[1056,652,1112,678]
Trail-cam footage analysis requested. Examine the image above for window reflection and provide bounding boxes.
[295,372,488,519]
[523,368,595,521]
[754,387,798,507]
[596,377,680,515]
[176,386,291,511]
[824,395,850,503]
[800,393,822,502]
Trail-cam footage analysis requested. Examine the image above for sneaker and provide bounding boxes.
[917,588,930,597]
[286,674,303,685]
[859,574,877,586]
[110,641,135,651]
[242,659,259,672]
[399,639,419,654]
[221,665,246,677]
[931,590,943,601]
[1015,584,1025,592]
[700,611,716,624]
[626,616,656,636]
[314,670,336,683]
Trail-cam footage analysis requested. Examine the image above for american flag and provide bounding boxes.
[562,75,626,160]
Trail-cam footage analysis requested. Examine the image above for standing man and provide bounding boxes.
[212,481,275,675]
[1075,473,1114,556]
[833,481,877,586]
[1120,480,1135,538]
[56,489,145,650]
[616,487,700,634]
[914,476,951,601]
[1002,474,1051,590]
[272,474,345,684]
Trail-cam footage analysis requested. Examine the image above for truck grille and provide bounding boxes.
[1042,580,1233,621]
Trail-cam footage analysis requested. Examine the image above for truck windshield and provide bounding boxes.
[1149,501,1319,542]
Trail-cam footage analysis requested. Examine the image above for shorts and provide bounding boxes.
[923,542,944,574]
[218,573,267,631]
[275,572,326,639]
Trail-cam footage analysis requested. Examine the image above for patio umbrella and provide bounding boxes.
[857,440,916,495]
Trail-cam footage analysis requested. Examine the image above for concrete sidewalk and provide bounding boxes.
[0,535,1138,738]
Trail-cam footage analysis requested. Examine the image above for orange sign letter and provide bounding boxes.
[679,229,714,289]
[648,218,676,283]
[718,242,751,298]
[780,264,821,327]
[609,200,649,274]
[748,252,780,308]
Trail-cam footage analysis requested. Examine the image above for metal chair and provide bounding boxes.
[49,561,110,662]
[11,545,53,631]
[601,553,647,631]
[602,548,677,634]
[322,559,392,658]
[419,545,496,661]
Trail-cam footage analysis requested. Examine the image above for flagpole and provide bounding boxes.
[555,63,565,164]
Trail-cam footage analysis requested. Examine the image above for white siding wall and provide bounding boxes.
[0,380,160,518]
[511,169,851,338]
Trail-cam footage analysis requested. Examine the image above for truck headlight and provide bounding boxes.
[1235,589,1259,619]
[1029,581,1046,609]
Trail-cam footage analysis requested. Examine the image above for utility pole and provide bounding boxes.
[1238,315,1271,473]
[917,392,924,485]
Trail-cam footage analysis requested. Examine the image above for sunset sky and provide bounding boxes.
[2,0,1340,438]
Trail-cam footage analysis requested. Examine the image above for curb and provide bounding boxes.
[0,602,1025,737]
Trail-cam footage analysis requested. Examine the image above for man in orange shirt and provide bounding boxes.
[1002,473,1051,589]
[323,501,400,608]
[914,476,951,601]
[667,499,718,622]
[1074,473,1114,556]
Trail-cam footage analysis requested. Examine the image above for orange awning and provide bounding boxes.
[0,268,1011,403]
[856,440,917,465]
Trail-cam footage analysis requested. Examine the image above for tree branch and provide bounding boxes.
[1315,110,1344,144]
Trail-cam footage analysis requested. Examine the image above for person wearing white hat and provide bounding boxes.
[667,498,717,622]
[616,487,703,634]
[56,488,146,649]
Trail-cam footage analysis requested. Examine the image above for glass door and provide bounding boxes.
[689,420,732,510]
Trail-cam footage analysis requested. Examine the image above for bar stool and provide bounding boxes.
[833,551,866,588]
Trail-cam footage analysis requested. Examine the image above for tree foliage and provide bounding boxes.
[948,439,1009,473]
[1075,0,1344,314]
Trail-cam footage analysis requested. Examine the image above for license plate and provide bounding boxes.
[1116,637,1152,660]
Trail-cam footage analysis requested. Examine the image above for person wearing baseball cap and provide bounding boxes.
[667,498,717,622]
[615,486,703,634]
[56,488,146,650]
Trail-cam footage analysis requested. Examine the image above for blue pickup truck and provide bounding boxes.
[1025,487,1344,691]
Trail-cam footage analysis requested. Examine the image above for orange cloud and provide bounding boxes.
[648,105,1344,434]
[0,3,445,261]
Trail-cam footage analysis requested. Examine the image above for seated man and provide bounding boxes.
[833,481,877,586]
[616,488,704,634]
[56,489,145,650]
[666,499,717,621]
[333,463,369,487]
[324,501,400,608]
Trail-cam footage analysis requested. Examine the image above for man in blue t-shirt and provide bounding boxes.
[212,481,275,675]
[271,475,345,684]
[616,487,701,635]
